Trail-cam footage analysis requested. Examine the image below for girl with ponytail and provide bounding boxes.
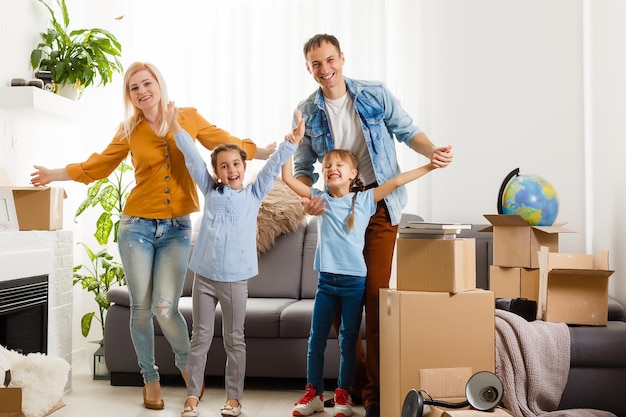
[282,148,437,417]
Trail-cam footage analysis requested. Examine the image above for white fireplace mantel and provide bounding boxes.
[0,229,74,387]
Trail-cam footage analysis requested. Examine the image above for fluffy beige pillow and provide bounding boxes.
[257,179,306,253]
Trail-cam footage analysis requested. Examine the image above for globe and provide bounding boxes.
[499,169,559,226]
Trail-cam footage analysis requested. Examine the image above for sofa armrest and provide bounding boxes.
[609,296,626,322]
[107,286,131,307]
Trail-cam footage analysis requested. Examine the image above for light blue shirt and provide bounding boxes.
[174,131,297,281]
[293,76,422,226]
[312,188,376,276]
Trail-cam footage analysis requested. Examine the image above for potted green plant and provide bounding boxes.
[30,0,123,99]
[73,245,125,338]
[73,158,134,339]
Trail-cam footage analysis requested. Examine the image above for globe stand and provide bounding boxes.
[497,167,519,214]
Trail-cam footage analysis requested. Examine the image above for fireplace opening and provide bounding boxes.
[0,275,49,354]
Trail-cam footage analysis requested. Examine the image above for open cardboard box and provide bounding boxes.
[0,387,26,417]
[481,214,573,269]
[538,246,614,325]
[0,387,63,417]
[0,186,66,231]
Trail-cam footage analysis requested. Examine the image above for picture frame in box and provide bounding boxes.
[0,188,19,231]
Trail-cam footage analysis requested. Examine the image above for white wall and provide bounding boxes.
[417,1,584,229]
[588,0,626,305]
[412,0,626,304]
[0,0,125,362]
[1,0,625,350]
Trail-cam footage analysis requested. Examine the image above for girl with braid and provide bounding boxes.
[281,148,438,417]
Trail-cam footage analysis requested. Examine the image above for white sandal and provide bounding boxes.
[181,396,200,417]
[220,401,242,416]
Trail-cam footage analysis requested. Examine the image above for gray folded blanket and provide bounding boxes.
[495,309,616,417]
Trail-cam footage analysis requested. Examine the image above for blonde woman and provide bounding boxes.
[30,62,275,410]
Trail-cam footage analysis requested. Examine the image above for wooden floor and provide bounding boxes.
[52,357,366,417]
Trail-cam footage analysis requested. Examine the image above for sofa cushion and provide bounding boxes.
[248,222,307,299]
[280,299,366,339]
[149,297,297,339]
[244,298,297,338]
[182,266,194,297]
[569,320,626,368]
[280,299,316,338]
[301,217,319,299]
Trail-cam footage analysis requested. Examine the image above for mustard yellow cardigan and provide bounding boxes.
[66,107,257,219]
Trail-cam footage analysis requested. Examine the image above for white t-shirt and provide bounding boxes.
[325,93,376,186]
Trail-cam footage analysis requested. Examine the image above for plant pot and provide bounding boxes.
[56,83,80,100]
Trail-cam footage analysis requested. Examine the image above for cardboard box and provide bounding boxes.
[538,246,614,325]
[397,238,476,293]
[380,289,495,417]
[417,367,472,400]
[0,187,66,231]
[482,214,573,268]
[0,387,26,417]
[489,265,539,301]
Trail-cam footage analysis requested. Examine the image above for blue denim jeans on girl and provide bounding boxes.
[117,214,192,384]
[307,271,366,394]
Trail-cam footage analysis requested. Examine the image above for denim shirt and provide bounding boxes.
[293,76,422,225]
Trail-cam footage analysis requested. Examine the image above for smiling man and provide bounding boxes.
[291,33,454,417]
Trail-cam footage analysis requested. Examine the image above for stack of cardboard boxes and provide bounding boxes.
[381,231,496,417]
[485,214,569,306]
[484,214,614,326]
[383,215,616,416]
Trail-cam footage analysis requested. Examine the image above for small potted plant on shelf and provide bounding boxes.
[30,0,123,100]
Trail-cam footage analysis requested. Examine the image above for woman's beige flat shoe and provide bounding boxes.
[143,386,164,410]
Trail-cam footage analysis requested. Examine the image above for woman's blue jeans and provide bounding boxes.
[307,271,365,394]
[117,214,192,384]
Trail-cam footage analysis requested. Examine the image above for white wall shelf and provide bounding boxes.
[0,86,81,122]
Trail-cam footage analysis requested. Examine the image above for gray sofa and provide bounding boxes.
[105,216,347,386]
[104,217,626,416]
[558,301,626,415]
